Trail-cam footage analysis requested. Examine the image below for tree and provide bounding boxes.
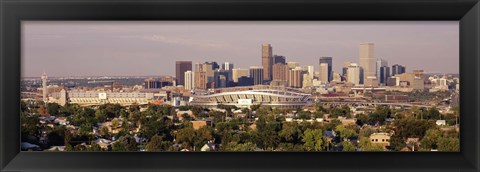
[139,117,173,140]
[111,118,120,129]
[367,106,392,125]
[129,103,140,113]
[88,142,103,151]
[329,105,351,118]
[21,112,39,139]
[315,103,327,113]
[47,125,66,146]
[437,137,459,152]
[279,122,302,142]
[355,113,368,126]
[124,136,138,151]
[194,126,215,149]
[359,127,375,138]
[209,111,226,124]
[424,107,441,120]
[95,109,107,123]
[101,103,124,119]
[112,142,128,151]
[191,106,205,118]
[313,111,324,119]
[302,129,325,151]
[296,111,311,120]
[420,129,442,150]
[342,141,356,151]
[335,125,357,141]
[224,142,257,151]
[47,103,61,116]
[145,134,171,151]
[254,114,280,150]
[392,117,435,140]
[181,113,192,121]
[420,128,459,151]
[276,143,305,151]
[250,104,262,111]
[390,117,435,150]
[175,127,196,150]
[79,123,93,136]
[65,144,74,151]
[323,119,341,131]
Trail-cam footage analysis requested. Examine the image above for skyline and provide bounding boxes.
[22,21,459,77]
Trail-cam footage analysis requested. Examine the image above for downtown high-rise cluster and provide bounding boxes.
[171,42,414,91]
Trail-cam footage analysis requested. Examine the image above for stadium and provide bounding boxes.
[189,88,311,109]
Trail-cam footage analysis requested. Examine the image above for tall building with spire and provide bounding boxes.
[41,72,48,103]
[359,43,375,84]
[262,43,273,81]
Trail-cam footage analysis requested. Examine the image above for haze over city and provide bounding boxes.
[22,21,458,77]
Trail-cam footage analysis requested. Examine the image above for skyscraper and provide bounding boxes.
[359,43,375,83]
[175,61,192,86]
[319,57,333,81]
[342,61,352,80]
[347,63,361,85]
[194,71,207,90]
[222,62,234,82]
[194,63,207,90]
[288,68,304,88]
[379,66,390,85]
[392,64,406,76]
[319,63,329,83]
[232,68,249,83]
[41,72,48,103]
[222,62,234,70]
[214,69,230,88]
[303,65,314,80]
[184,70,195,90]
[262,43,273,81]
[197,62,215,83]
[272,63,288,82]
[273,55,286,64]
[250,66,264,85]
[376,59,388,80]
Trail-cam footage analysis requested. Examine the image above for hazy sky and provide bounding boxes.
[22,21,459,77]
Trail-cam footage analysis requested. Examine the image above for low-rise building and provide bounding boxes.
[369,132,391,149]
[191,120,211,130]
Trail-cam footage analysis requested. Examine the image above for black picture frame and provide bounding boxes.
[1,0,479,171]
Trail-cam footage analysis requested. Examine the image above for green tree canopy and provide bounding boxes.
[302,129,325,151]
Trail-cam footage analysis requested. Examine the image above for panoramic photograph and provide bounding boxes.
[20,21,460,152]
